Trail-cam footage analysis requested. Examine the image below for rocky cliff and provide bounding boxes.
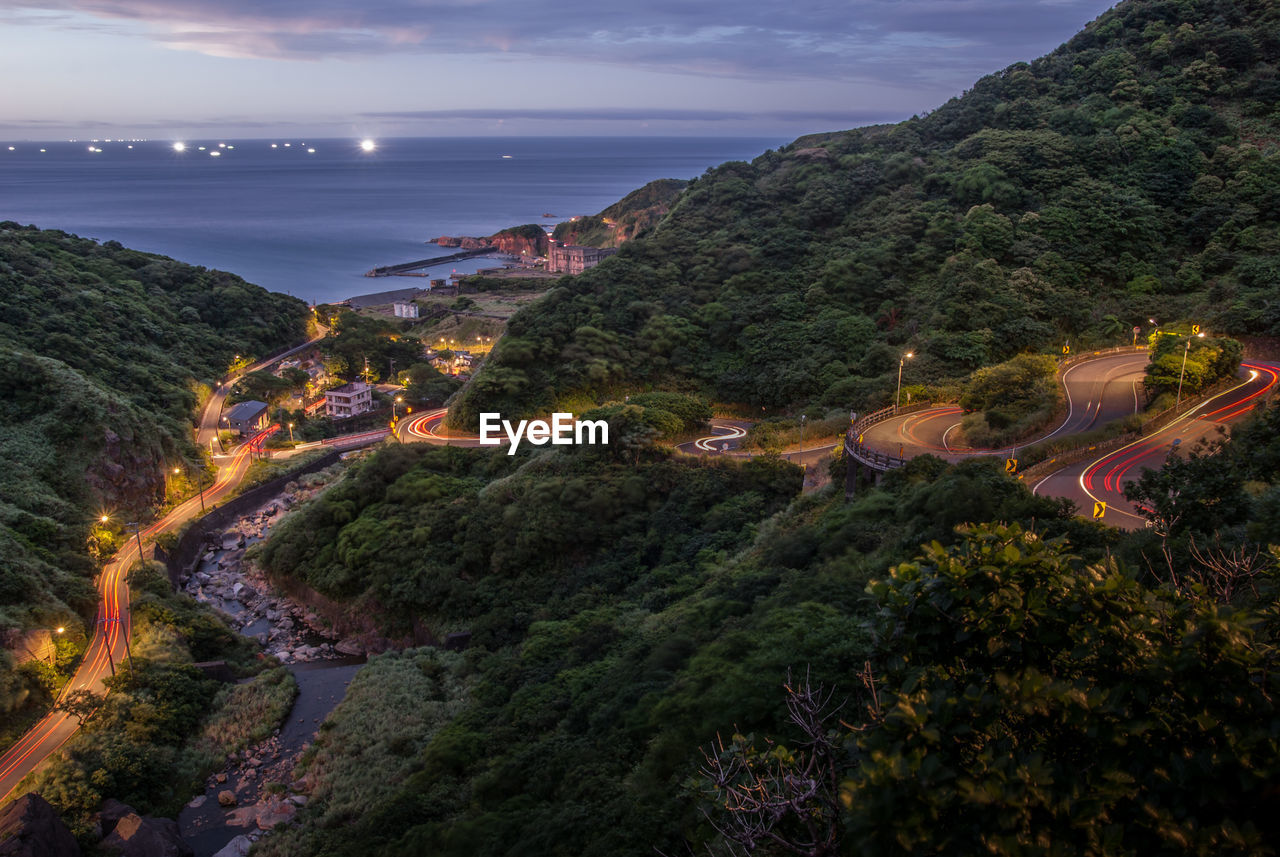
[432,224,548,257]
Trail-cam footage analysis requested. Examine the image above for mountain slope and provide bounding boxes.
[452,0,1280,424]
[0,224,308,727]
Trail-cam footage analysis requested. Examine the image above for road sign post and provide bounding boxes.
[1093,501,1107,519]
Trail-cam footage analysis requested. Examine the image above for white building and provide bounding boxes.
[393,301,420,319]
[325,382,373,419]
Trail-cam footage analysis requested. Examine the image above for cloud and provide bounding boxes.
[7,0,1117,82]
[361,107,906,124]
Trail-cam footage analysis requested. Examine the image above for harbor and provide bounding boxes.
[364,246,496,277]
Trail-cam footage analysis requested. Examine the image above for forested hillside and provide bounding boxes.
[0,224,308,724]
[255,390,1280,855]
[551,178,689,248]
[453,0,1279,424]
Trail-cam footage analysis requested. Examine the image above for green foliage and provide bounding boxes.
[258,443,801,642]
[552,178,690,247]
[253,650,469,857]
[0,224,307,735]
[229,370,293,406]
[25,563,292,834]
[844,523,1280,856]
[958,352,1060,446]
[254,441,1102,856]
[403,361,463,407]
[319,310,422,383]
[1144,333,1243,397]
[455,0,1280,421]
[188,667,297,771]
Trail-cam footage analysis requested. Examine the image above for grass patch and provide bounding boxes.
[741,411,848,453]
[1020,413,1144,467]
[253,649,470,857]
[187,667,298,772]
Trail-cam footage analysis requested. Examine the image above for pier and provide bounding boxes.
[365,246,497,277]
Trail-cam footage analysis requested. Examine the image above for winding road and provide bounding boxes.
[1032,361,1279,527]
[859,351,1151,460]
[681,351,1278,528]
[0,325,326,804]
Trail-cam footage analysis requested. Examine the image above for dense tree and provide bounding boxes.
[451,0,1280,424]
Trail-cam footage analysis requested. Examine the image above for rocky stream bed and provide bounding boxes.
[174,481,367,857]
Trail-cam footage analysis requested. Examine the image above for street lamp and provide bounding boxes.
[799,414,807,458]
[287,422,295,443]
[1175,331,1205,408]
[49,626,64,666]
[895,351,914,413]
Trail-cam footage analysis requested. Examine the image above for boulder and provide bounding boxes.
[96,798,136,836]
[210,836,252,857]
[217,790,237,807]
[334,638,364,656]
[185,796,207,810]
[100,813,193,857]
[0,793,80,857]
[254,798,296,830]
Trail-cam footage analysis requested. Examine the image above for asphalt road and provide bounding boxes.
[0,327,326,804]
[398,408,486,447]
[860,352,1150,460]
[396,351,1278,532]
[1031,361,1280,527]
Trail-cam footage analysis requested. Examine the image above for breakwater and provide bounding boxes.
[365,246,496,277]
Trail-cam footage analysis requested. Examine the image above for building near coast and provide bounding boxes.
[547,241,617,275]
[325,381,373,419]
[225,400,269,435]
[393,301,419,319]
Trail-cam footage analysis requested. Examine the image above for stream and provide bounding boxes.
[175,484,369,857]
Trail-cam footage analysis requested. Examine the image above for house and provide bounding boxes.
[547,241,617,274]
[325,381,373,419]
[393,301,419,319]
[225,400,269,435]
[430,349,475,375]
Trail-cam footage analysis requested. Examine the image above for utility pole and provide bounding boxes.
[128,521,144,559]
[1176,331,1204,408]
[98,616,116,677]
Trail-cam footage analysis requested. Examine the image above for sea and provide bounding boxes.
[0,136,783,305]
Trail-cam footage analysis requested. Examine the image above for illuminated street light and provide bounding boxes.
[48,626,64,666]
[895,352,915,413]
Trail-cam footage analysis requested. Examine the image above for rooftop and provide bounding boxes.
[226,400,268,420]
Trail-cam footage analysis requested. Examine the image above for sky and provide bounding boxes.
[1,0,1119,139]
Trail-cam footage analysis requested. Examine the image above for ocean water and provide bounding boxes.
[0,136,782,305]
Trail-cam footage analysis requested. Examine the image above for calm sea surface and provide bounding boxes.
[0,136,781,305]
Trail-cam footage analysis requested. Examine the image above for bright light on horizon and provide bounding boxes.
[172,142,186,152]
[360,139,376,152]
